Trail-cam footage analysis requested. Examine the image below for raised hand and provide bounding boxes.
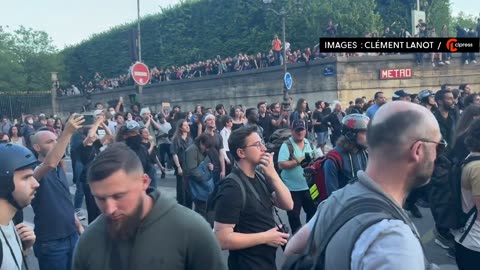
[64,114,84,134]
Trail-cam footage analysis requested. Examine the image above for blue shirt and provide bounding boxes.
[366,104,380,119]
[31,165,77,242]
[278,137,313,191]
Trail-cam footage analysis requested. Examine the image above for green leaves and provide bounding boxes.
[0,26,59,93]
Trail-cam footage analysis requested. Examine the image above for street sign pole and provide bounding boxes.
[137,0,143,96]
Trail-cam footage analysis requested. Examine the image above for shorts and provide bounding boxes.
[316,131,328,145]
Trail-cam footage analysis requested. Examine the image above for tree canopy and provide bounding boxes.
[0,26,60,93]
[2,0,455,92]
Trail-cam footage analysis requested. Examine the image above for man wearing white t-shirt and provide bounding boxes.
[284,101,441,270]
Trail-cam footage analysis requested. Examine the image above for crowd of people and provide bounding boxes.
[1,78,480,269]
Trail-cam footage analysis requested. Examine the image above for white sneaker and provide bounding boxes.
[438,61,445,66]
[432,62,436,67]
[444,60,450,65]
[472,60,477,64]
[465,60,469,65]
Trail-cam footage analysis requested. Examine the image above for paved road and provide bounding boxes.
[23,159,458,270]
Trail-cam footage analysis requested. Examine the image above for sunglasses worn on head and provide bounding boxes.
[410,138,447,154]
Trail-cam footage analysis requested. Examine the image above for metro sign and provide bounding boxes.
[131,62,151,86]
[379,68,413,80]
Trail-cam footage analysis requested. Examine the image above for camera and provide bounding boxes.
[277,224,290,234]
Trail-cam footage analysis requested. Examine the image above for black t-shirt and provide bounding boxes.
[206,132,223,169]
[214,168,277,270]
[258,113,272,141]
[312,110,329,132]
[78,140,103,182]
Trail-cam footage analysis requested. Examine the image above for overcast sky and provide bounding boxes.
[1,0,478,49]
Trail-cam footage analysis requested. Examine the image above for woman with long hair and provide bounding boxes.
[8,125,25,146]
[451,105,480,162]
[231,106,245,131]
[291,98,309,122]
[171,119,194,208]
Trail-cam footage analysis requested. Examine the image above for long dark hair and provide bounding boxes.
[295,98,306,112]
[454,105,480,145]
[173,119,189,142]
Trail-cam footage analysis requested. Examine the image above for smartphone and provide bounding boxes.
[81,113,95,126]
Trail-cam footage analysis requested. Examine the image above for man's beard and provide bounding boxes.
[106,198,144,241]
[410,152,435,190]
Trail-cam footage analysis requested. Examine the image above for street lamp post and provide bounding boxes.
[263,0,290,112]
[50,72,59,115]
[137,0,143,96]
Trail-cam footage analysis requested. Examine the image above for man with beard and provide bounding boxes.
[72,143,226,270]
[30,115,85,270]
[434,89,459,152]
[0,144,38,269]
[284,101,442,269]
[268,102,289,136]
[323,114,369,196]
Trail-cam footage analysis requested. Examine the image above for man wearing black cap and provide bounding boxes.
[278,119,316,234]
[0,143,38,269]
[392,89,412,102]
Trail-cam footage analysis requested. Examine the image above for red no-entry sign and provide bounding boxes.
[131,62,150,86]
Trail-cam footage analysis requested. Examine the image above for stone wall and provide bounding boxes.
[336,54,480,103]
[55,54,480,117]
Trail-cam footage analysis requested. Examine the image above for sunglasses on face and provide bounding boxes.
[410,138,447,154]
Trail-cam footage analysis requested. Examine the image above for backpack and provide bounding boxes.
[431,155,480,240]
[304,150,342,205]
[266,128,292,173]
[282,198,416,270]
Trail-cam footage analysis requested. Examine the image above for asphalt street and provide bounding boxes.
[22,158,458,270]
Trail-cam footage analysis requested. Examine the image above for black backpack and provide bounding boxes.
[282,197,410,270]
[266,128,292,173]
[431,155,480,240]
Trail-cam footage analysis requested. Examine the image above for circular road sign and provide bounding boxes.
[131,62,151,86]
[284,72,293,90]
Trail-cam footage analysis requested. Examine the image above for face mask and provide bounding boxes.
[126,135,142,147]
[27,119,33,125]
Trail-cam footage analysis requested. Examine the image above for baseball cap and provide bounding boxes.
[393,89,412,98]
[292,119,306,131]
[126,120,140,131]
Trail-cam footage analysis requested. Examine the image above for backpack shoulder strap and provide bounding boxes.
[463,155,480,166]
[309,198,403,268]
[326,149,343,170]
[284,139,294,160]
[0,235,2,267]
[458,156,480,243]
[227,173,247,211]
